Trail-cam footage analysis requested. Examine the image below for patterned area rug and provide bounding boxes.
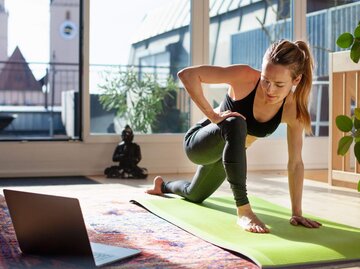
[0,190,258,269]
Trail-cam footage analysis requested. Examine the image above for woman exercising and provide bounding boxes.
[146,39,322,233]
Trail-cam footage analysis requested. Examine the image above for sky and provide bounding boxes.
[6,0,49,63]
[5,0,169,65]
[89,0,169,65]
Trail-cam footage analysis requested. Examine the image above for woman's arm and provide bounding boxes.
[286,121,321,228]
[286,122,305,216]
[177,65,253,123]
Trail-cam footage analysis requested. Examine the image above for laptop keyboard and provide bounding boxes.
[93,252,115,262]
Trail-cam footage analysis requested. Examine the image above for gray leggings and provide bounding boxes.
[161,116,249,206]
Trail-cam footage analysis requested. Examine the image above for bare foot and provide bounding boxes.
[237,204,270,233]
[145,176,164,195]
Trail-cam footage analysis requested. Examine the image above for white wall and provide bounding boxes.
[0,135,196,177]
[246,136,329,171]
[0,135,328,177]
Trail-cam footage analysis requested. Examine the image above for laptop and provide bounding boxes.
[3,189,140,267]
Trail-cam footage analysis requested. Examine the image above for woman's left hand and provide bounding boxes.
[290,216,322,228]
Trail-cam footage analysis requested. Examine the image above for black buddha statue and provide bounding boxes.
[104,125,148,179]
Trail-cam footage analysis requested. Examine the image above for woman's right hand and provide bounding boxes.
[210,109,246,124]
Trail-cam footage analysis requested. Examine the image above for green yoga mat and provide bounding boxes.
[132,196,360,268]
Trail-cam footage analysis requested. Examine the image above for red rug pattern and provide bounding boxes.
[0,194,258,269]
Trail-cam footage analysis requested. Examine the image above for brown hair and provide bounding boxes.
[263,39,314,134]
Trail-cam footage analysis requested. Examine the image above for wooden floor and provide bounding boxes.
[0,170,358,229]
[279,169,359,189]
[85,169,360,229]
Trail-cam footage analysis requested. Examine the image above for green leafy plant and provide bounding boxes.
[98,68,178,133]
[335,101,360,191]
[335,106,360,192]
[336,22,360,63]
[336,23,360,191]
[336,108,360,160]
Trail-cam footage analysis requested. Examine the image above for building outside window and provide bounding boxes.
[89,0,191,135]
[0,0,81,141]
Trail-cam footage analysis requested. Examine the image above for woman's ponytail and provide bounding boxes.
[293,41,314,135]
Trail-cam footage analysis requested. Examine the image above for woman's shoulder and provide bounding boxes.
[226,65,259,86]
[228,65,260,97]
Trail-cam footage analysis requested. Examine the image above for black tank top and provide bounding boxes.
[220,79,285,137]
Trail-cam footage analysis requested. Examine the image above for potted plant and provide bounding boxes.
[98,68,179,134]
[335,22,360,191]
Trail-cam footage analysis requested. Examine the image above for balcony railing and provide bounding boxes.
[0,62,191,138]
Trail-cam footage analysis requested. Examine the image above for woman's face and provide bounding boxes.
[260,60,301,104]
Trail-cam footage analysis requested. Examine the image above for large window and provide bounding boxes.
[0,0,81,140]
[307,0,360,136]
[89,0,191,135]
